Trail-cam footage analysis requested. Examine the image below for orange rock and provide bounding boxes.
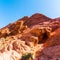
[0,13,60,60]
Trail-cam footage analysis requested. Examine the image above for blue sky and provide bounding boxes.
[0,0,60,28]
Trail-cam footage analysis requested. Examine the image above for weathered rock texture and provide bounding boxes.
[0,13,60,60]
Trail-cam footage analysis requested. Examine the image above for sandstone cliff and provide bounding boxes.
[0,13,60,60]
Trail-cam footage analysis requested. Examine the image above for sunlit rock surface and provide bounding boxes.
[0,13,60,60]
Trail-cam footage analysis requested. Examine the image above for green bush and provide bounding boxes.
[22,53,33,60]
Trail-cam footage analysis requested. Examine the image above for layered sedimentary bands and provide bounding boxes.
[0,13,60,60]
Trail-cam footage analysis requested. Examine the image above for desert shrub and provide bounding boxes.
[22,53,33,60]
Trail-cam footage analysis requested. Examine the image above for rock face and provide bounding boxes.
[24,13,51,27]
[38,45,60,60]
[0,13,60,60]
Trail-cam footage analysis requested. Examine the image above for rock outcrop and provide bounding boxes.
[0,13,60,60]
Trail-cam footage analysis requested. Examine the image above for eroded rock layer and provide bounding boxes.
[0,13,60,60]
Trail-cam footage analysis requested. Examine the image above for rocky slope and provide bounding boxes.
[0,13,60,60]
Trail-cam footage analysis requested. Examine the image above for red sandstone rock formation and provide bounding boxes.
[0,13,60,60]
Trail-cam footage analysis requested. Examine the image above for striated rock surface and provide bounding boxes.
[0,13,60,60]
[24,13,51,27]
[38,45,60,60]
